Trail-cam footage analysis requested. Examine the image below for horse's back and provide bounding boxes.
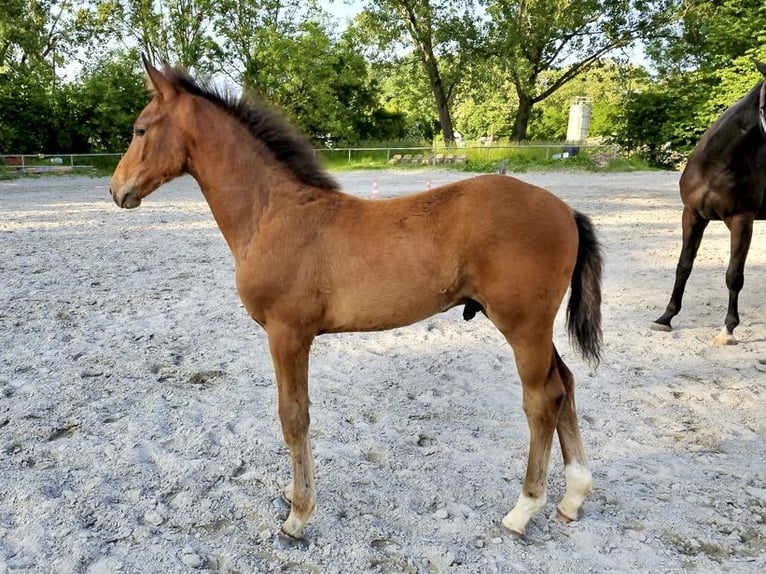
[381,174,579,273]
[317,174,579,333]
[452,174,577,257]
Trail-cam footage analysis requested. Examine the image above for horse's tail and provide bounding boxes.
[567,211,603,367]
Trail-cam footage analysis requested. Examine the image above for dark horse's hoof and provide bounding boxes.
[650,321,672,332]
[713,328,737,346]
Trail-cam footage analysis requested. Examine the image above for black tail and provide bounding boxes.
[567,211,603,367]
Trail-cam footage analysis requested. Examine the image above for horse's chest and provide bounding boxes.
[234,266,276,325]
[234,257,325,327]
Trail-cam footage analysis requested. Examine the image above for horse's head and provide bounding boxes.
[109,55,189,209]
[757,61,766,136]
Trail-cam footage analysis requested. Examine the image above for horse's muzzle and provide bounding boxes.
[109,184,142,209]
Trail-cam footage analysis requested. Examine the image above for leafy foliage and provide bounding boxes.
[73,51,150,152]
[483,0,680,140]
[1,0,765,161]
[354,0,478,143]
[616,0,766,165]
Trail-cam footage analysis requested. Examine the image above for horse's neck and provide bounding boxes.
[185,115,284,259]
[697,96,759,162]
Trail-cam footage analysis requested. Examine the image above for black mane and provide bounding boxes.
[163,66,339,191]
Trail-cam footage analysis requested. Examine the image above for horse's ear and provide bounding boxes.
[141,52,176,100]
[755,60,766,78]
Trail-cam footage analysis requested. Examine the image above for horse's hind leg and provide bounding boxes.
[551,348,592,522]
[714,213,755,345]
[267,324,316,539]
[499,328,564,536]
[654,207,709,330]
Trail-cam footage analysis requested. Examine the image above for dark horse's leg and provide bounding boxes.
[713,213,755,345]
[653,207,709,330]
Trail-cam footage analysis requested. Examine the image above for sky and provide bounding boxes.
[319,0,365,24]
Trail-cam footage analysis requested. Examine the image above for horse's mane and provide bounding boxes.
[163,66,340,191]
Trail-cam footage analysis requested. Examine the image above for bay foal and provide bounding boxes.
[110,56,603,539]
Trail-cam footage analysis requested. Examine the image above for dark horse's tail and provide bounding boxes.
[567,211,603,367]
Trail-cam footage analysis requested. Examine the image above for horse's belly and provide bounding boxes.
[321,280,460,333]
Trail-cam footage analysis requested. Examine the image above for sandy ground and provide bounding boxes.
[0,170,764,574]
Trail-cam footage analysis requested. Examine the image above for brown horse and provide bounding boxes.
[109,56,603,540]
[653,61,766,344]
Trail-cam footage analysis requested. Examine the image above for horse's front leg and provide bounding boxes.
[267,324,315,539]
[714,213,754,345]
[653,207,709,331]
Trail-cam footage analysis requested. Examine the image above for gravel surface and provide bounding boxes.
[1,170,764,573]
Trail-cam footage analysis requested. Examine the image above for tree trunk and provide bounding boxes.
[420,48,455,145]
[512,94,533,142]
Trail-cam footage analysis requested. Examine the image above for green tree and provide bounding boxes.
[355,0,477,145]
[529,60,641,141]
[88,0,219,73]
[245,20,388,143]
[0,1,84,152]
[624,0,766,163]
[74,50,148,152]
[212,0,311,85]
[483,0,679,141]
[0,67,55,152]
[451,60,514,140]
[373,54,442,141]
[646,0,766,74]
[1,0,71,73]
[645,0,766,131]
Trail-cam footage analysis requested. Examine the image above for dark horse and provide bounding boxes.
[654,61,766,345]
[109,56,602,539]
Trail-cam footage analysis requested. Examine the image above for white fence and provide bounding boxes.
[0,153,121,173]
[1,144,620,173]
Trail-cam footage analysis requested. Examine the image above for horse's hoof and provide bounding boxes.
[713,330,737,346]
[500,523,526,538]
[650,321,672,332]
[556,507,575,523]
[275,530,309,550]
[500,513,527,538]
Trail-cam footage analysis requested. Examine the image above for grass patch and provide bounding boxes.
[315,143,650,173]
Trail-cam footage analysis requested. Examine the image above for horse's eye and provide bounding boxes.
[134,127,146,137]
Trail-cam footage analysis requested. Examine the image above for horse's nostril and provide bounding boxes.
[121,190,142,209]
